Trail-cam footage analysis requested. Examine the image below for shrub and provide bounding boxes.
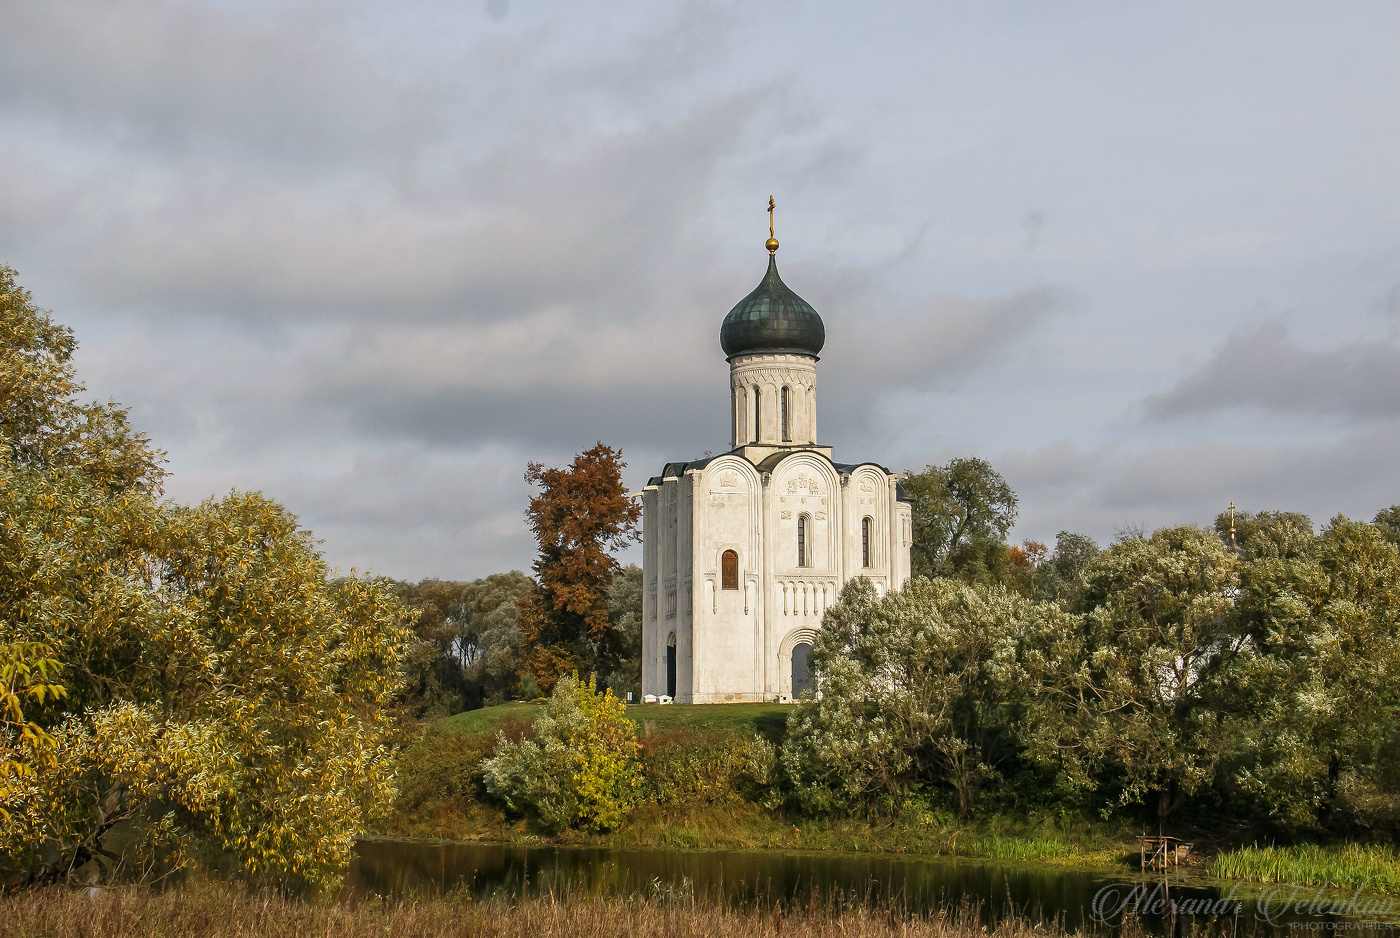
[393,725,495,814]
[640,730,778,807]
[482,674,640,831]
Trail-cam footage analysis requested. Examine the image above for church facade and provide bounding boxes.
[640,234,913,704]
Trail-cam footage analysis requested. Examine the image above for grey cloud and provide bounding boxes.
[1146,321,1400,420]
[0,1,435,162]
[575,2,734,105]
[838,288,1059,387]
[818,288,1060,449]
[1002,423,1400,548]
[330,383,728,455]
[73,243,1051,461]
[1,95,761,324]
[164,443,540,580]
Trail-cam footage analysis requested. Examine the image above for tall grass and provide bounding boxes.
[963,835,1075,861]
[1209,843,1400,893]
[0,883,1123,938]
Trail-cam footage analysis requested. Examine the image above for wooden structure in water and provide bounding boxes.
[1140,835,1193,871]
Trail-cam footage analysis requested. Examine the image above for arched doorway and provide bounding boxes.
[665,633,677,698]
[791,642,814,698]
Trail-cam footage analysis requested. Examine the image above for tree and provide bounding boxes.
[482,674,641,831]
[781,578,1074,817]
[1372,505,1400,546]
[1213,508,1315,555]
[1029,531,1101,609]
[1227,514,1400,828]
[0,642,65,823]
[517,444,640,693]
[599,564,643,702]
[904,458,1018,582]
[392,578,473,718]
[389,571,538,715]
[0,266,162,494]
[460,571,535,706]
[0,268,413,887]
[1066,526,1242,820]
[2,487,413,888]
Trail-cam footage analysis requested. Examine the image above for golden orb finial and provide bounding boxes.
[766,237,779,253]
[767,195,778,253]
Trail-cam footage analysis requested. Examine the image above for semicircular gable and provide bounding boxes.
[768,451,840,495]
[703,454,761,495]
[851,465,890,505]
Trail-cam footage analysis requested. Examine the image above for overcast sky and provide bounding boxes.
[4,1,1399,580]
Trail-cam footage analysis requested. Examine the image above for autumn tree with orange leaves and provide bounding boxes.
[517,443,641,693]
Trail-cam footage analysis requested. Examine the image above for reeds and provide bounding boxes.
[962,835,1074,860]
[0,882,1126,938]
[1208,843,1400,893]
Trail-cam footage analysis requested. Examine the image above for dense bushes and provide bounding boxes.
[640,730,777,807]
[779,515,1400,837]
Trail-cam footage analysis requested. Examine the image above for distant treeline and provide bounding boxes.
[388,567,642,717]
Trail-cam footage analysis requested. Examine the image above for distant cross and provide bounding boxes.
[768,195,776,238]
[1228,501,1237,550]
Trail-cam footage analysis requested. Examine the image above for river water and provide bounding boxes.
[349,839,1399,934]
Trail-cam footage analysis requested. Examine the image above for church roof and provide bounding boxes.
[719,253,825,359]
[647,454,911,502]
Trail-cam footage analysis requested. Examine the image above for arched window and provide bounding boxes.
[862,517,872,567]
[721,550,739,590]
[752,387,761,442]
[797,514,808,567]
[780,386,791,441]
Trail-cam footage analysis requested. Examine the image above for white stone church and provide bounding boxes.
[640,234,913,704]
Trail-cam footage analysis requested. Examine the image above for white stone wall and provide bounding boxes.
[642,448,913,704]
[688,456,765,703]
[729,353,818,448]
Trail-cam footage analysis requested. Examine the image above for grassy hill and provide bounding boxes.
[393,699,1140,866]
[440,700,791,741]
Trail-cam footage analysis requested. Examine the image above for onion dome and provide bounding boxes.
[719,251,825,359]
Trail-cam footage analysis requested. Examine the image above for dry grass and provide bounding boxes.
[0,882,1124,938]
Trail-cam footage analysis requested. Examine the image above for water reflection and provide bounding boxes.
[349,839,1397,935]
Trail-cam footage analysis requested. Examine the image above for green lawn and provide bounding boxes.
[439,701,791,740]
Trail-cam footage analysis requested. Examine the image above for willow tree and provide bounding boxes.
[0,267,412,888]
[782,577,1077,817]
[1056,525,1242,820]
[1228,513,1400,828]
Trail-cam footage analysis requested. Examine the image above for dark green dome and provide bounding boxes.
[720,254,825,359]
